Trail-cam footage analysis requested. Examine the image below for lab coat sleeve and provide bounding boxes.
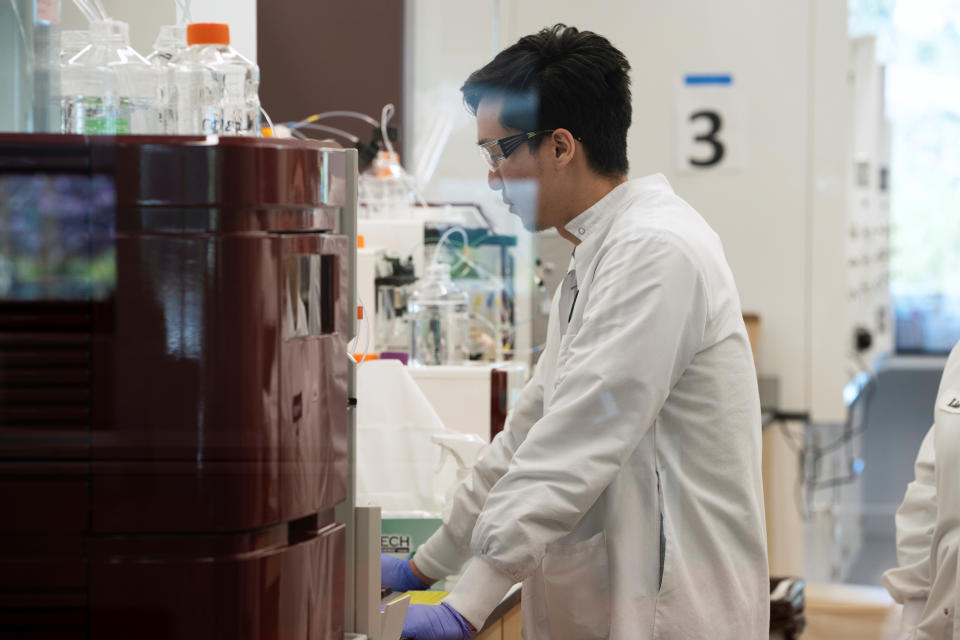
[412,358,546,582]
[882,426,937,632]
[446,234,709,626]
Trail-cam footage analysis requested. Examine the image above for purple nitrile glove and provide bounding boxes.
[381,553,429,592]
[400,603,472,640]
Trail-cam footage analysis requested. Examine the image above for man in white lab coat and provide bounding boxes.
[382,24,769,639]
[883,341,960,639]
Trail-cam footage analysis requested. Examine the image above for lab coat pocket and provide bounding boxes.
[541,530,612,640]
[656,466,675,597]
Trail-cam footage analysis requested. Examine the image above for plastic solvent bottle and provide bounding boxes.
[178,23,260,136]
[172,24,220,134]
[61,20,159,134]
[407,263,470,366]
[60,30,91,64]
[58,30,89,133]
[147,25,187,134]
[359,150,413,218]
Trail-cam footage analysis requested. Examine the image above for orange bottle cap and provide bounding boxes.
[375,151,400,178]
[187,23,230,46]
[352,353,379,363]
[357,234,366,249]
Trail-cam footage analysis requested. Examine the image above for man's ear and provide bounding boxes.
[551,128,577,168]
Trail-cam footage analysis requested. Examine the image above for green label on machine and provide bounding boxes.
[381,534,413,555]
[381,518,442,557]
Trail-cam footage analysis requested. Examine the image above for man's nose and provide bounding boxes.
[488,168,503,191]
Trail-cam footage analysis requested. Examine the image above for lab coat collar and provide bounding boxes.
[563,174,672,290]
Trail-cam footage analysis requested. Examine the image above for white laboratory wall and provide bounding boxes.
[808,0,854,436]
[60,0,256,61]
[406,0,855,423]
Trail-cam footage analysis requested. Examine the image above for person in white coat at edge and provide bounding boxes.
[883,341,960,639]
[380,24,769,640]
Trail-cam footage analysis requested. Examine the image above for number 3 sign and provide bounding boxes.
[675,74,744,171]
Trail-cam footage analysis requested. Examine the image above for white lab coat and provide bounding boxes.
[415,175,769,639]
[883,341,960,639]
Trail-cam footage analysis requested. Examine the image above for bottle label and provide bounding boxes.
[85,117,130,135]
[201,117,220,135]
[222,118,243,134]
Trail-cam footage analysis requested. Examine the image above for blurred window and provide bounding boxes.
[851,0,960,353]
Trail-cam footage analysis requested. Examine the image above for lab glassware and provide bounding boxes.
[147,25,187,133]
[407,263,470,366]
[61,20,160,134]
[176,23,260,136]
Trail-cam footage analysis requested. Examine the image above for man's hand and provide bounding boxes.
[400,603,472,640]
[381,554,433,592]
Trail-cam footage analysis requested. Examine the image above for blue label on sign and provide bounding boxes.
[684,74,733,85]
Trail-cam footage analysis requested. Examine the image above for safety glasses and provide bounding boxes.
[478,129,558,172]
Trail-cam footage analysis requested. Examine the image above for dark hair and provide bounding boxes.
[461,24,631,177]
